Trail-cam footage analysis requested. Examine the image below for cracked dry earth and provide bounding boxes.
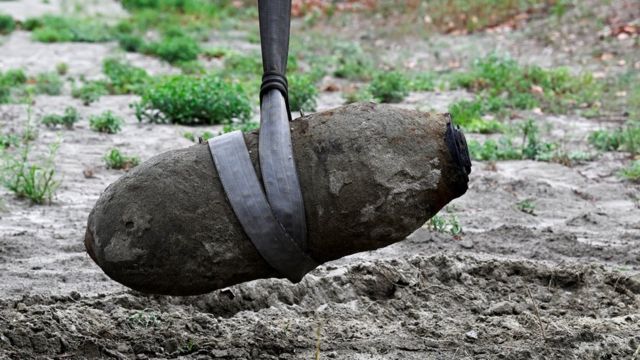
[1,0,640,359]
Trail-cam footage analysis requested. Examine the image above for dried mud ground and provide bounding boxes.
[1,1,640,359]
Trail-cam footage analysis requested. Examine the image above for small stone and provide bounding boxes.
[69,291,81,301]
[117,342,131,353]
[485,301,515,316]
[83,167,95,179]
[465,330,478,341]
[163,338,179,354]
[626,274,640,293]
[16,302,27,312]
[459,240,474,249]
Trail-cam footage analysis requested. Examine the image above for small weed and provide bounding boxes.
[428,213,463,235]
[429,214,447,232]
[468,120,558,162]
[0,121,60,205]
[22,17,43,31]
[89,111,123,134]
[223,51,298,80]
[551,0,571,18]
[619,161,640,183]
[121,0,242,18]
[71,81,109,105]
[41,107,79,129]
[369,71,409,103]
[453,54,600,114]
[178,61,205,75]
[333,43,374,81]
[468,138,520,161]
[56,63,69,76]
[127,309,160,328]
[0,69,28,104]
[448,215,462,235]
[146,34,200,64]
[588,122,640,156]
[520,119,555,160]
[224,52,263,77]
[118,33,145,52]
[408,72,437,92]
[34,72,63,95]
[343,87,373,104]
[179,338,198,354]
[182,131,195,142]
[449,99,504,133]
[200,131,215,141]
[0,13,16,35]
[104,148,140,171]
[2,69,27,86]
[134,74,251,125]
[517,199,536,215]
[203,46,231,59]
[288,73,318,112]
[222,121,259,134]
[0,133,20,148]
[103,58,150,95]
[31,16,114,43]
[183,131,214,142]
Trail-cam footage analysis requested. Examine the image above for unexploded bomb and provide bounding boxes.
[85,102,471,295]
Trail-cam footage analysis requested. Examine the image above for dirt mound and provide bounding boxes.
[1,254,638,359]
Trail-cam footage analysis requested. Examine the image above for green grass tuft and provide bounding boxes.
[619,161,640,183]
[0,69,28,104]
[449,99,504,133]
[408,72,437,92]
[222,121,259,134]
[589,122,640,156]
[146,34,201,64]
[333,43,374,81]
[0,121,60,205]
[468,119,559,162]
[103,58,150,95]
[31,16,114,43]
[369,71,409,103]
[104,148,140,171]
[118,33,146,52]
[72,81,109,105]
[134,74,252,125]
[453,54,600,113]
[34,72,63,95]
[0,13,16,35]
[288,73,318,113]
[89,111,123,134]
[56,63,69,76]
[41,107,79,129]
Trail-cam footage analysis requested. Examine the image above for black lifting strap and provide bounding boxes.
[208,0,317,282]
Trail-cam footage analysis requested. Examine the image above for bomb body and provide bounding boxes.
[85,103,470,295]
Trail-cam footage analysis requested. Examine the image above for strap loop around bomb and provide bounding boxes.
[259,89,309,251]
[209,131,318,282]
[208,0,315,282]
